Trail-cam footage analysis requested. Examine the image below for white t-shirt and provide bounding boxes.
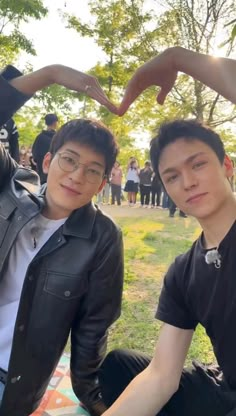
[0,213,67,371]
[126,168,139,183]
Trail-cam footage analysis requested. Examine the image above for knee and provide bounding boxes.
[102,348,129,370]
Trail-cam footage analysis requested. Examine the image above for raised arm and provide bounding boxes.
[119,46,236,115]
[102,323,193,416]
[10,64,118,114]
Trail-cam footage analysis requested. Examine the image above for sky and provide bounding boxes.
[18,0,158,71]
[18,0,106,71]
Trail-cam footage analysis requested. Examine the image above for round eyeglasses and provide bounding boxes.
[57,152,105,184]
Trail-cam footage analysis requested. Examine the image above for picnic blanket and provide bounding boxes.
[31,353,89,416]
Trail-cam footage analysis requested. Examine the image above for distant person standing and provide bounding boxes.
[111,161,123,205]
[151,172,162,208]
[139,161,153,207]
[0,118,19,162]
[124,159,140,206]
[32,113,58,183]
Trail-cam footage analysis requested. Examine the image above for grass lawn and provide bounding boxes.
[102,205,215,365]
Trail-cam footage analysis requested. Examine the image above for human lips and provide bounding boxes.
[186,192,208,203]
[61,184,81,195]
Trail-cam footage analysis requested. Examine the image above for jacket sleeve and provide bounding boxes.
[0,65,31,125]
[0,141,18,190]
[9,119,20,162]
[70,226,124,416]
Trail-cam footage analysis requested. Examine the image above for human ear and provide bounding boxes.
[97,178,107,193]
[42,152,52,174]
[224,155,234,178]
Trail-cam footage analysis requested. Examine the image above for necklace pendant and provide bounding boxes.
[214,258,221,268]
[205,248,221,268]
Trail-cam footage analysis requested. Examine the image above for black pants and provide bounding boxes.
[169,198,186,217]
[111,184,121,205]
[140,185,151,206]
[151,186,162,206]
[99,349,236,416]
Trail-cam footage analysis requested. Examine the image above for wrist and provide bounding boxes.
[44,64,62,84]
[171,46,192,73]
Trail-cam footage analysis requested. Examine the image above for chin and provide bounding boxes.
[191,208,215,221]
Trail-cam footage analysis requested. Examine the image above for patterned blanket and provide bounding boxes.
[31,353,89,416]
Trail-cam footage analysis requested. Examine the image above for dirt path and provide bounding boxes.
[99,203,168,218]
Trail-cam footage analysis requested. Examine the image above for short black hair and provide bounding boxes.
[49,118,119,176]
[150,119,225,175]
[45,113,58,126]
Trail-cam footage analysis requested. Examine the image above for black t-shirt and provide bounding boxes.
[156,220,236,389]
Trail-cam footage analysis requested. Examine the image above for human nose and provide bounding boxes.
[68,163,86,183]
[181,169,197,190]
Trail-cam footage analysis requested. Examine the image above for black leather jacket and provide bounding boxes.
[0,69,123,416]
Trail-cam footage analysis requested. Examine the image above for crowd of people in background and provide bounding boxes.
[19,144,35,169]
[1,114,235,220]
[96,155,190,217]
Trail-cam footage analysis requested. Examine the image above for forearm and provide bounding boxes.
[173,46,236,103]
[10,64,87,95]
[102,366,177,416]
[9,65,57,95]
[9,64,118,113]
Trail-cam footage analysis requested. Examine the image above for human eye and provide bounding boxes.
[62,154,76,165]
[193,160,207,169]
[166,173,178,184]
[87,167,101,176]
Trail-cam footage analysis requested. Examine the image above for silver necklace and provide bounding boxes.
[205,248,221,269]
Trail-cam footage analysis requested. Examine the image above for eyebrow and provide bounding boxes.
[64,148,105,169]
[161,152,206,175]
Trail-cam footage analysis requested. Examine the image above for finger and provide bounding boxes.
[86,86,119,114]
[93,91,118,113]
[92,94,119,114]
[118,72,149,115]
[87,78,121,114]
[118,88,141,116]
[156,88,167,105]
[156,85,173,105]
[104,101,119,114]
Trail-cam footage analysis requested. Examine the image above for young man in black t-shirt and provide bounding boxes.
[99,120,236,416]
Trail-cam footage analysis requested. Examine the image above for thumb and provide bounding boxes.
[118,89,140,116]
[118,75,144,116]
[118,98,130,116]
[156,87,169,105]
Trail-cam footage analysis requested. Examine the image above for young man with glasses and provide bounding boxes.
[0,65,123,416]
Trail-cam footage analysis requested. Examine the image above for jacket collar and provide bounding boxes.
[38,183,97,238]
[16,171,97,239]
[62,201,97,239]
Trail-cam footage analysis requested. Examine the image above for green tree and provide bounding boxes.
[159,0,236,126]
[65,0,156,150]
[35,85,82,118]
[65,0,236,151]
[0,0,47,66]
